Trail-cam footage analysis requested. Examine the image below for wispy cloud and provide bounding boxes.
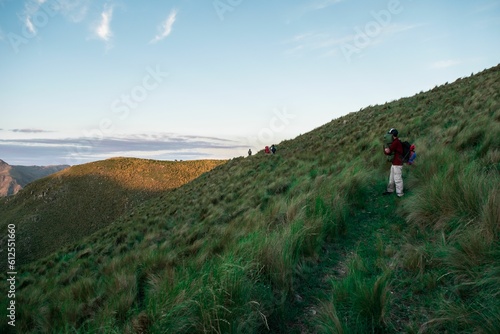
[431,59,462,69]
[284,31,352,58]
[57,0,91,23]
[25,16,36,34]
[10,128,53,133]
[17,0,92,41]
[310,0,345,11]
[95,5,113,42]
[286,0,345,22]
[285,23,421,59]
[20,0,90,38]
[150,9,178,44]
[22,0,44,36]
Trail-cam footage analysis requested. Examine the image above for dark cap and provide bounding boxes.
[389,128,398,137]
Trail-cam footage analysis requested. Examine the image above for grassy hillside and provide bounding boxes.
[0,158,226,268]
[1,64,499,333]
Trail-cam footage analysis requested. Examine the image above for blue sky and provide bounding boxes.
[1,0,499,165]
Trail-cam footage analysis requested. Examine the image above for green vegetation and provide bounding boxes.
[0,158,225,267]
[1,64,499,333]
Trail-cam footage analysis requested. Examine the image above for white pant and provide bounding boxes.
[387,165,404,196]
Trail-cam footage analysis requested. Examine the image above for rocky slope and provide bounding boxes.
[0,159,69,196]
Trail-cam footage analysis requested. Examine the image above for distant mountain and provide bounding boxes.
[0,157,226,266]
[0,159,69,196]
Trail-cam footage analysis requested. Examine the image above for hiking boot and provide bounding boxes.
[382,191,393,195]
[397,194,404,198]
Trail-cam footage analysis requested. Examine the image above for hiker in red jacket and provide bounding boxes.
[383,128,404,197]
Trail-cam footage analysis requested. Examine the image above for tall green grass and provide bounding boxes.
[396,136,500,333]
[317,253,391,333]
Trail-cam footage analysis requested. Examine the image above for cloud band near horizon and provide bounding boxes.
[0,133,245,166]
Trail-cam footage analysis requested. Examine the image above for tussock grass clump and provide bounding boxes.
[317,253,391,334]
[405,148,498,234]
[144,256,272,334]
[400,243,432,278]
[316,301,344,334]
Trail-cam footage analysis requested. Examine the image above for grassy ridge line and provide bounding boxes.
[0,158,226,268]
[0,64,498,333]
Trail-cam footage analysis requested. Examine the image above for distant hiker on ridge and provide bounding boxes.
[383,128,404,197]
[270,144,276,154]
[265,146,271,154]
[248,149,252,156]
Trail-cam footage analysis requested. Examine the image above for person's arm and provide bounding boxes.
[385,140,397,155]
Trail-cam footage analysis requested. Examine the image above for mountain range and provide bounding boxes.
[0,159,69,197]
